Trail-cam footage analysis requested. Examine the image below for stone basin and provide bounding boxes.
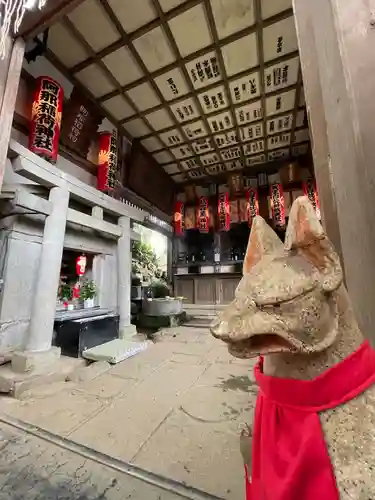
[142,297,183,316]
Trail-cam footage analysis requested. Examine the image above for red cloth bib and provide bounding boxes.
[246,341,375,500]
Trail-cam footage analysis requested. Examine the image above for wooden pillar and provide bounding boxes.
[0,37,25,191]
[293,0,343,264]
[293,0,375,344]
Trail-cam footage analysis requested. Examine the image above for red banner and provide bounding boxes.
[197,197,209,233]
[97,131,118,192]
[218,192,230,231]
[29,76,64,163]
[270,183,286,228]
[174,201,184,235]
[246,188,259,225]
[303,179,321,220]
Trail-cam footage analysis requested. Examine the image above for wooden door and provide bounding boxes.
[175,278,194,304]
[217,277,241,304]
[194,277,216,304]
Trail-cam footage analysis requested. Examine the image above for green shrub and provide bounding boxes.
[80,280,97,300]
[59,282,72,301]
[150,279,171,298]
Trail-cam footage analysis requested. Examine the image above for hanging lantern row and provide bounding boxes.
[28,76,119,194]
[270,183,286,229]
[303,178,321,220]
[29,76,64,163]
[173,188,260,234]
[97,130,118,192]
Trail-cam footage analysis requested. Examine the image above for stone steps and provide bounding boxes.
[0,355,86,399]
[183,303,225,319]
[183,304,224,328]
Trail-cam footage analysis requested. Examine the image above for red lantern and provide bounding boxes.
[197,197,209,233]
[303,179,321,220]
[76,254,87,276]
[270,183,286,228]
[174,201,185,235]
[29,76,64,163]
[246,188,259,226]
[97,131,118,192]
[218,192,230,231]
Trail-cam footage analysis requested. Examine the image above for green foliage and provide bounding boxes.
[59,282,72,301]
[150,279,171,298]
[80,280,97,300]
[132,240,163,281]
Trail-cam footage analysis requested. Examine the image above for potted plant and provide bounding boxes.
[58,281,74,309]
[80,280,97,309]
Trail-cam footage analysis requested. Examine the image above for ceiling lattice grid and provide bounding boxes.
[45,0,310,184]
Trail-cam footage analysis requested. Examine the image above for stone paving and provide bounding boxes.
[0,422,195,499]
[0,326,257,500]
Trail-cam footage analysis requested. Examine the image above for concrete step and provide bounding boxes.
[183,303,226,311]
[183,303,225,318]
[183,317,214,328]
[0,356,86,399]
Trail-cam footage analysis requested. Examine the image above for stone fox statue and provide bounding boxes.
[210,196,375,500]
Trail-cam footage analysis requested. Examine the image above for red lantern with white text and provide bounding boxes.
[218,192,230,231]
[303,179,321,220]
[197,197,209,233]
[174,201,184,235]
[29,76,64,163]
[97,131,118,192]
[246,188,259,226]
[76,254,87,276]
[270,184,286,228]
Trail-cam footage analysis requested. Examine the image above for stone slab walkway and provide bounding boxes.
[0,421,203,499]
[0,326,257,500]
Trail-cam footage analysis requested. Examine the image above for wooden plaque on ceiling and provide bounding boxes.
[228,173,244,197]
[60,87,103,159]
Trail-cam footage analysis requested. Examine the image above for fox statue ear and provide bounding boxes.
[285,196,342,292]
[243,216,283,274]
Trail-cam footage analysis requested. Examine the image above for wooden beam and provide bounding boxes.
[67,208,122,238]
[0,38,25,192]
[17,0,87,39]
[9,139,145,222]
[294,0,375,344]
[13,188,52,215]
[292,0,343,263]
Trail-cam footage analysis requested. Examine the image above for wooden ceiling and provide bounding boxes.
[24,0,310,186]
